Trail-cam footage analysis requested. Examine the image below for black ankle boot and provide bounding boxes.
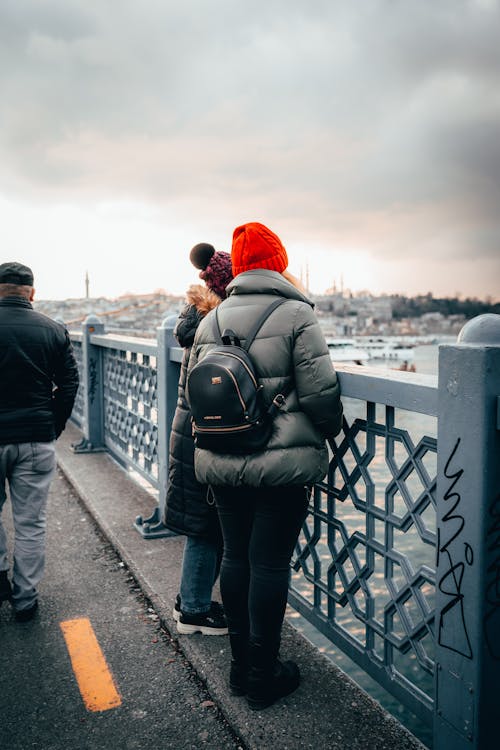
[246,641,300,710]
[0,571,12,606]
[228,633,248,696]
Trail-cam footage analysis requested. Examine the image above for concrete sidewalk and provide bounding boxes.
[57,422,424,750]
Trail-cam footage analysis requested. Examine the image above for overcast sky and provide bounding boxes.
[1,0,499,300]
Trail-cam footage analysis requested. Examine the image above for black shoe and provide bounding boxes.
[229,633,248,696]
[177,603,228,635]
[229,659,248,696]
[173,595,225,624]
[14,600,38,623]
[0,571,12,606]
[247,658,300,710]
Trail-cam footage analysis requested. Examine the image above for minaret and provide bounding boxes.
[305,263,310,293]
[85,271,89,299]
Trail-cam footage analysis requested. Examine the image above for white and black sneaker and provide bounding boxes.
[173,594,225,623]
[173,594,182,622]
[176,602,228,636]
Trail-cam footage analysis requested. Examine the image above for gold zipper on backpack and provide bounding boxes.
[218,366,247,412]
[213,351,258,388]
[194,422,259,434]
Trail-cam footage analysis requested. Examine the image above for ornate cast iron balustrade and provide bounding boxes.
[289,366,438,727]
[102,347,159,485]
[68,316,500,750]
[69,325,438,726]
[92,334,159,488]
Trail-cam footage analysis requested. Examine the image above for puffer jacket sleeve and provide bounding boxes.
[174,303,202,348]
[292,303,343,438]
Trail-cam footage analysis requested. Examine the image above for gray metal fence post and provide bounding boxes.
[434,314,500,749]
[72,314,106,453]
[134,314,180,539]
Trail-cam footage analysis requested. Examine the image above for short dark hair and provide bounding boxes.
[0,283,32,300]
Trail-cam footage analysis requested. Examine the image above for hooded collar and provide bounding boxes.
[175,284,222,348]
[226,269,313,307]
[186,284,221,315]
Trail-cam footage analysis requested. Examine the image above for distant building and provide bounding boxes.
[33,290,468,339]
[34,291,184,335]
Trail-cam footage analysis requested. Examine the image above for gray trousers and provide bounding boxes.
[0,442,56,611]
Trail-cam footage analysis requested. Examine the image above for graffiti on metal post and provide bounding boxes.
[437,437,474,659]
[89,357,98,405]
[484,493,500,660]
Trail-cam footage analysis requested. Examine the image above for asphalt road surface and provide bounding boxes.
[0,469,244,750]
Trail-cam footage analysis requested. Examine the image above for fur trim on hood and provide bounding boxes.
[186,284,222,315]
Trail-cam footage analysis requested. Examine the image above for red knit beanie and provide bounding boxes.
[231,222,288,276]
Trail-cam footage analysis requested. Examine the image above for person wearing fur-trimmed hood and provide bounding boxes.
[164,244,233,635]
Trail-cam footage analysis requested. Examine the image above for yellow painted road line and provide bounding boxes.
[60,617,122,712]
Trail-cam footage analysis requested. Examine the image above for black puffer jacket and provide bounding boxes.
[164,285,222,539]
[0,296,79,444]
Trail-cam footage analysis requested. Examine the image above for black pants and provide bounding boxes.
[214,485,309,649]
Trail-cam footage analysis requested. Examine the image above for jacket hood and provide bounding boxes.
[186,284,222,315]
[174,284,222,349]
[225,269,313,307]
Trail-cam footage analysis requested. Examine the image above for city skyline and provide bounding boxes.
[1,2,499,301]
[33,270,497,304]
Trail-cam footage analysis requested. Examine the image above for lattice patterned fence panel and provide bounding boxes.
[290,397,437,725]
[102,348,159,487]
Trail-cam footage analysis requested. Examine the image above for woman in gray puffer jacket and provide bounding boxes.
[186,222,343,709]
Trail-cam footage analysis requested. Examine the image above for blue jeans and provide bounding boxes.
[0,441,56,612]
[179,535,222,615]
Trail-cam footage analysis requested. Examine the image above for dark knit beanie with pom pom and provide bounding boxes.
[189,243,233,300]
[189,243,215,270]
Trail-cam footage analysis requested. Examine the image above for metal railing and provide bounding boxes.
[289,367,438,728]
[67,312,500,750]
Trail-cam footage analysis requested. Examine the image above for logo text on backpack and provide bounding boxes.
[211,376,222,385]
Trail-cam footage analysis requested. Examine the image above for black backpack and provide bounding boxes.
[187,298,291,454]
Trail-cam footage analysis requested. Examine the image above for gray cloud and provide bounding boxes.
[0,0,499,295]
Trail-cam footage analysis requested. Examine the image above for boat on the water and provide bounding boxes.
[326,339,370,364]
[356,338,415,362]
[325,337,416,365]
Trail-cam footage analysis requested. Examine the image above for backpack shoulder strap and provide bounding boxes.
[213,297,287,350]
[243,298,286,352]
[212,306,223,345]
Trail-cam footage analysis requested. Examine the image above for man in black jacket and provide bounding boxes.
[0,262,79,622]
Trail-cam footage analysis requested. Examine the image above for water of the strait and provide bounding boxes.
[286,343,441,748]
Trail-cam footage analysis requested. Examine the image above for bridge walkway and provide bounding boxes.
[2,421,425,750]
[0,466,242,749]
